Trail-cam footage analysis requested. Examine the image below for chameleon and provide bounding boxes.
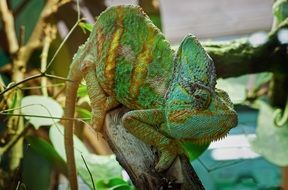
[63,5,238,190]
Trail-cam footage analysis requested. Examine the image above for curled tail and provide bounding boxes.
[64,55,83,190]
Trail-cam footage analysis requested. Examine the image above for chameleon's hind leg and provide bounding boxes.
[122,109,181,172]
[81,61,119,131]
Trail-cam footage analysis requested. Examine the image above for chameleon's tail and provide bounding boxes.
[64,58,83,190]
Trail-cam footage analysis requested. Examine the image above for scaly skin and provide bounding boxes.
[64,5,238,190]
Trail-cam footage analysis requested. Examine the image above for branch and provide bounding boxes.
[204,18,288,78]
[19,0,71,65]
[41,24,57,96]
[0,0,19,54]
[104,107,204,190]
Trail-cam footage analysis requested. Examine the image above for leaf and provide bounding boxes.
[96,178,133,190]
[76,107,91,120]
[21,95,63,128]
[181,142,210,161]
[79,22,93,33]
[8,90,19,111]
[216,77,247,104]
[77,84,88,97]
[253,72,272,90]
[25,136,67,175]
[23,143,52,190]
[216,72,272,104]
[49,124,123,188]
[250,100,288,166]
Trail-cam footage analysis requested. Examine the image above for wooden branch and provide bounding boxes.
[19,0,70,65]
[104,107,204,190]
[0,0,19,54]
[41,24,57,96]
[204,18,288,78]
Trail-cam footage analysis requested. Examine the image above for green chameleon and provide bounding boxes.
[64,5,238,190]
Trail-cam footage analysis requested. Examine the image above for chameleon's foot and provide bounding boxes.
[155,150,177,172]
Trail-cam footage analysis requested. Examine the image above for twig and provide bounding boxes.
[6,89,24,170]
[45,18,84,71]
[0,112,90,121]
[80,154,96,190]
[0,0,19,54]
[41,24,57,96]
[18,26,25,48]
[0,1,25,170]
[0,125,31,155]
[20,0,70,65]
[0,64,12,73]
[0,73,72,97]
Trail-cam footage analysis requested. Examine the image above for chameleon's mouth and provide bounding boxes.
[191,128,231,145]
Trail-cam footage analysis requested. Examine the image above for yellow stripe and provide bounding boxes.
[104,8,124,93]
[129,26,156,98]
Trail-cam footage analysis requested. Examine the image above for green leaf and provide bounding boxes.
[8,90,19,112]
[23,143,52,190]
[250,100,288,166]
[181,142,210,161]
[273,0,288,22]
[77,84,88,97]
[21,95,63,128]
[76,107,91,120]
[49,124,123,188]
[79,22,93,33]
[25,136,67,175]
[96,178,133,190]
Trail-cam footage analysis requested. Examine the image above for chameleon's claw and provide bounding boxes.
[155,150,177,172]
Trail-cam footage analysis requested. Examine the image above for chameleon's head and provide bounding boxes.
[166,88,238,144]
[165,35,238,144]
[167,34,217,110]
[173,34,216,91]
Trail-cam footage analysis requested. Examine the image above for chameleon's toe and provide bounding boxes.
[155,150,177,172]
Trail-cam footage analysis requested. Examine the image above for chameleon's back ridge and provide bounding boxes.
[94,5,175,109]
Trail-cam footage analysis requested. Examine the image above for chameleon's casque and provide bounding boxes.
[64,5,238,190]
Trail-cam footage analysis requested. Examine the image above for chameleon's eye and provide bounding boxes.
[193,88,211,110]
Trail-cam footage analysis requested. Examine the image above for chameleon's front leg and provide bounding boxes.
[122,109,181,171]
[81,61,119,132]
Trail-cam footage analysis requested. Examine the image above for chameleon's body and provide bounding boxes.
[64,5,238,190]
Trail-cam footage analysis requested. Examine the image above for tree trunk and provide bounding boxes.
[104,107,204,190]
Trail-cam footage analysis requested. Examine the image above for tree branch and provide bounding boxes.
[204,18,288,78]
[104,107,204,190]
[0,0,19,54]
[19,0,71,66]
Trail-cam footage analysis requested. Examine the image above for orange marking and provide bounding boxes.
[96,27,104,60]
[168,110,191,123]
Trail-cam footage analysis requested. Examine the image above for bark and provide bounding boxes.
[104,107,204,190]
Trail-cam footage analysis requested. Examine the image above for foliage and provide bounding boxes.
[50,124,124,189]
[21,95,63,128]
[251,100,288,166]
